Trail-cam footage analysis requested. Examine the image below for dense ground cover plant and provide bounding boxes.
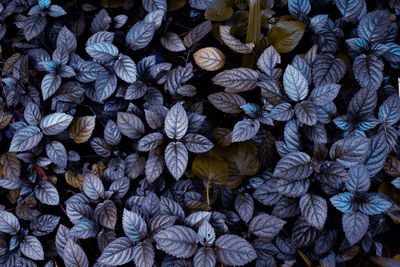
[0,0,400,266]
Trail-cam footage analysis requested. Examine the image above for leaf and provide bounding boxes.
[154,225,198,258]
[273,152,312,180]
[231,119,260,143]
[117,112,145,139]
[330,192,356,213]
[270,103,294,121]
[183,134,214,153]
[383,42,400,63]
[312,54,346,86]
[192,154,229,185]
[9,126,42,152]
[142,0,167,12]
[95,200,117,229]
[215,234,257,266]
[132,240,155,267]
[248,213,286,239]
[41,73,61,100]
[234,193,254,223]
[164,64,193,95]
[258,45,281,76]
[358,193,392,215]
[335,0,365,21]
[208,92,246,114]
[138,132,164,152]
[288,0,311,20]
[70,219,97,239]
[268,21,306,53]
[348,88,377,117]
[83,173,104,200]
[212,68,258,93]
[164,102,188,140]
[86,42,119,63]
[40,113,73,135]
[0,210,20,234]
[123,209,147,242]
[353,54,384,90]
[343,212,369,245]
[329,135,370,168]
[205,0,233,21]
[183,20,212,48]
[48,5,67,17]
[30,214,60,236]
[160,32,186,52]
[24,15,46,40]
[165,141,188,180]
[20,235,44,260]
[24,102,42,126]
[316,161,350,183]
[69,116,96,144]
[57,26,77,52]
[379,95,400,126]
[114,54,137,83]
[63,239,89,267]
[283,65,308,102]
[194,247,216,267]
[291,218,320,248]
[357,10,390,43]
[86,31,115,47]
[46,141,67,168]
[93,73,118,102]
[98,237,135,265]
[126,21,155,50]
[219,25,254,54]
[365,133,388,177]
[194,47,225,71]
[294,100,317,126]
[310,83,341,106]
[198,221,216,246]
[35,180,60,205]
[104,120,121,146]
[145,154,164,183]
[299,194,327,230]
[346,164,371,193]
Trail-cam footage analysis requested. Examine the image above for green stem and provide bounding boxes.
[242,0,261,68]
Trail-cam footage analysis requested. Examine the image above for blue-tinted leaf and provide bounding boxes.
[314,229,338,255]
[30,214,60,236]
[194,247,216,267]
[234,193,254,223]
[312,54,346,86]
[154,225,198,258]
[63,239,89,267]
[346,164,370,193]
[383,42,400,63]
[20,235,44,260]
[38,0,51,9]
[316,162,350,183]
[215,234,257,266]
[9,126,43,152]
[291,217,320,248]
[310,83,341,106]
[284,120,300,152]
[231,119,260,143]
[165,102,188,140]
[288,0,311,20]
[198,221,216,246]
[346,38,369,53]
[299,194,327,230]
[46,141,67,168]
[94,73,117,102]
[365,133,388,176]
[272,196,299,218]
[334,0,365,21]
[94,200,117,229]
[56,225,71,256]
[257,46,281,77]
[249,213,286,239]
[86,42,119,63]
[329,135,370,168]
[70,219,97,239]
[378,95,400,126]
[391,177,400,189]
[270,103,294,121]
[317,101,337,124]
[283,65,308,102]
[40,112,73,135]
[273,152,312,180]
[48,5,66,17]
[76,61,107,83]
[83,173,104,200]
[276,178,310,197]
[41,73,61,100]
[126,21,155,50]
[123,209,147,242]
[294,100,317,126]
[353,54,384,90]
[24,15,46,41]
[160,196,185,222]
[132,240,154,267]
[35,180,59,205]
[183,134,214,153]
[342,212,369,245]
[98,237,135,265]
[357,10,390,43]
[358,193,392,215]
[348,88,377,117]
[165,141,188,180]
[114,54,137,83]
[57,26,77,52]
[330,192,356,213]
[356,117,380,131]
[0,210,20,234]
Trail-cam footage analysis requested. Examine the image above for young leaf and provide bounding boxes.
[86,42,119,63]
[117,112,145,139]
[330,192,356,213]
[194,47,226,71]
[98,237,135,265]
[183,134,214,153]
[123,209,147,242]
[126,21,155,50]
[273,152,312,180]
[234,193,254,223]
[353,54,383,90]
[40,113,73,135]
[132,240,155,267]
[154,225,198,258]
[83,173,104,200]
[35,180,60,205]
[114,54,137,83]
[215,234,257,266]
[20,235,44,260]
[208,92,246,114]
[248,213,286,239]
[358,194,392,215]
[0,210,20,234]
[194,247,216,267]
[231,119,260,143]
[69,116,96,144]
[63,239,89,267]
[219,25,254,54]
[212,68,258,93]
[312,54,346,86]
[160,32,186,52]
[329,135,370,168]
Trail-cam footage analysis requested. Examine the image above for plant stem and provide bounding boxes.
[206,180,210,205]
